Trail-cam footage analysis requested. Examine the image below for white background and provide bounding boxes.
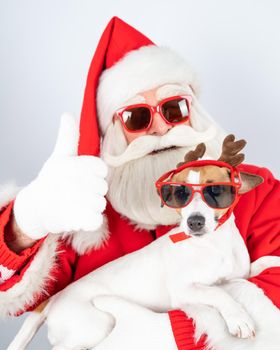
[0,1,279,348]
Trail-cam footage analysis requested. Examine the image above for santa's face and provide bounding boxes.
[101,84,224,229]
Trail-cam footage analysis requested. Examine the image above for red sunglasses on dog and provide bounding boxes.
[155,160,241,210]
[115,95,192,133]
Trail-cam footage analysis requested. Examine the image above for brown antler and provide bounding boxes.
[218,134,247,167]
[177,143,206,168]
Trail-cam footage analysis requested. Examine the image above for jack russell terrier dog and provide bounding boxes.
[8,135,280,350]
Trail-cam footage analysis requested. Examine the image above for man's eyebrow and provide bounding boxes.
[156,84,189,101]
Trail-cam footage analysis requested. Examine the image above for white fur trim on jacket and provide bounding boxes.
[0,182,20,208]
[97,45,200,134]
[184,279,280,350]
[0,234,59,317]
[62,215,110,255]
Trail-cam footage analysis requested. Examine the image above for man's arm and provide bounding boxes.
[0,114,108,317]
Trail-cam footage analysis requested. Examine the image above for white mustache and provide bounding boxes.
[103,124,217,167]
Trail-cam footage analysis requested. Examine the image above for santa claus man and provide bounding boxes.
[1,17,280,350]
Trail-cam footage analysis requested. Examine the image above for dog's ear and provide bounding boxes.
[238,172,264,194]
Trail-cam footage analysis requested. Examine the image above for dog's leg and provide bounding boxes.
[250,255,280,277]
[7,311,46,350]
[175,284,255,339]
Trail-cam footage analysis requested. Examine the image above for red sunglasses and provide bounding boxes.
[155,160,242,210]
[115,95,192,133]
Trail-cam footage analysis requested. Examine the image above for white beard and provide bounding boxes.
[101,97,226,229]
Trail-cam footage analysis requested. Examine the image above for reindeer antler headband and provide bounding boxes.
[177,134,247,168]
[177,143,206,168]
[156,134,247,187]
[218,134,246,167]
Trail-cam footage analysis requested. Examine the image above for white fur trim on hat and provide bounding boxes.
[97,45,199,134]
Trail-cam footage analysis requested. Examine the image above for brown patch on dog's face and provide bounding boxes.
[198,166,231,184]
[171,166,232,218]
[171,165,231,184]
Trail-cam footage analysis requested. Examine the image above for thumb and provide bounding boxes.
[51,113,79,157]
[93,296,142,319]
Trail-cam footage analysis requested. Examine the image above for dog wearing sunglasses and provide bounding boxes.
[9,135,280,350]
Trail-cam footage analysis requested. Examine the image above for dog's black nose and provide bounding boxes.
[187,215,205,232]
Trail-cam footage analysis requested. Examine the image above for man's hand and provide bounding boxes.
[93,296,177,350]
[13,113,108,239]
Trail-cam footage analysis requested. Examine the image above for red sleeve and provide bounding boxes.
[0,201,77,316]
[0,201,44,290]
[244,167,280,308]
[168,310,207,350]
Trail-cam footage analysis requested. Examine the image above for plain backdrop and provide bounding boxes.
[0,1,279,349]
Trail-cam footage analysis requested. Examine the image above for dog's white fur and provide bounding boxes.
[8,169,280,350]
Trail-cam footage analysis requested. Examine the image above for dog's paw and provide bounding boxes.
[223,309,256,339]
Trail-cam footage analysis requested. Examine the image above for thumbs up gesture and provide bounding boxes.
[14,114,108,239]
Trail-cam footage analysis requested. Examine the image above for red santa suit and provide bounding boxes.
[0,17,279,350]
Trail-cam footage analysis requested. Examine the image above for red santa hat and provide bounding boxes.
[78,16,199,157]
